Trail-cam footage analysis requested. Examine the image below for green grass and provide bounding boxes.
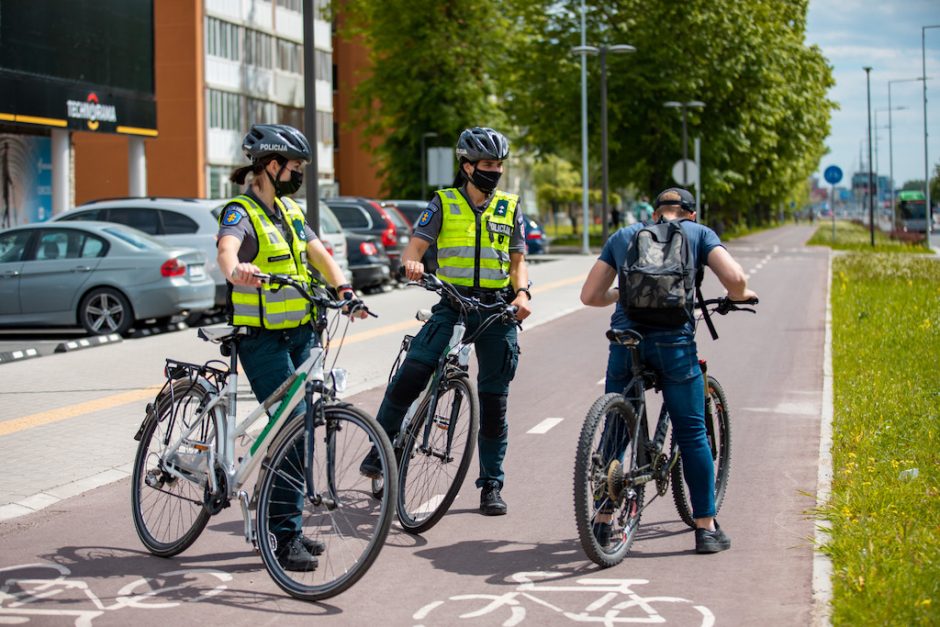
[822,252,940,625]
[808,220,932,253]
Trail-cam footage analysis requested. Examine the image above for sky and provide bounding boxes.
[805,0,940,188]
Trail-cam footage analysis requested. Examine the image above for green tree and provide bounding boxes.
[338,0,511,198]
[501,0,836,228]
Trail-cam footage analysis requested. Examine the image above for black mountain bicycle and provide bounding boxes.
[573,296,757,567]
[381,273,520,533]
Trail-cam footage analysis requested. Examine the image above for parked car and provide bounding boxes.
[291,200,349,280]
[381,199,438,273]
[324,197,409,279]
[381,199,427,228]
[0,222,215,335]
[521,213,550,255]
[345,232,391,291]
[51,197,227,307]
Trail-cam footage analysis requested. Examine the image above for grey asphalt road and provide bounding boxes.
[0,226,829,625]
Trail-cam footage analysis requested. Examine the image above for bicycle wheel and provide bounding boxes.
[574,393,646,568]
[255,403,396,602]
[397,374,478,534]
[131,380,216,557]
[671,375,732,528]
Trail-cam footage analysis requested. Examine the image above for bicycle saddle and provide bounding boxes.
[198,326,249,344]
[606,328,643,346]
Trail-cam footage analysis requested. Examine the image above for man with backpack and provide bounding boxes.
[579,187,757,554]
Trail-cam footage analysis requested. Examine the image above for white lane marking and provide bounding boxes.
[527,418,564,434]
[596,377,605,386]
[741,402,819,415]
[416,494,445,516]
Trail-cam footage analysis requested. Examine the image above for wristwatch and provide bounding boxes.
[516,287,532,301]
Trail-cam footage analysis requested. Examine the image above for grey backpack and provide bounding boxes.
[618,220,697,327]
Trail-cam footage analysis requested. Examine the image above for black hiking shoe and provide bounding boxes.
[300,535,325,556]
[480,480,507,516]
[277,535,319,571]
[695,522,731,554]
[359,447,382,479]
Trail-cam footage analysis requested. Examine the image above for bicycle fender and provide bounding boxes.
[133,402,158,441]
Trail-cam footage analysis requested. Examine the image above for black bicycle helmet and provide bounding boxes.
[242,124,312,164]
[455,127,510,163]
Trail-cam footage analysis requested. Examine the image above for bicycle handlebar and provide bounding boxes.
[698,296,759,316]
[253,272,377,318]
[408,271,520,325]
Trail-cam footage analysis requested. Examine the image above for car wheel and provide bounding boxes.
[79,287,134,336]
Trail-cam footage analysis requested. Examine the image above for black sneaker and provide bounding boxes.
[277,535,319,572]
[300,535,325,556]
[359,447,382,479]
[695,522,731,554]
[480,480,507,516]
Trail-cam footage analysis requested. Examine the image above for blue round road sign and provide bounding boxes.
[824,165,843,185]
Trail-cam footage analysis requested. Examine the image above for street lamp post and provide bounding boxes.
[572,43,636,242]
[864,66,875,247]
[922,25,940,240]
[420,131,438,200]
[663,100,705,187]
[577,0,590,254]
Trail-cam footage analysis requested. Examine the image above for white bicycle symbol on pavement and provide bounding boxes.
[0,561,231,626]
[413,571,715,627]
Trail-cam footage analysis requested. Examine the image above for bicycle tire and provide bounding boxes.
[574,393,646,568]
[397,374,479,534]
[131,379,216,557]
[255,404,396,602]
[671,375,732,528]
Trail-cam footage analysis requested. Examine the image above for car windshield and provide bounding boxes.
[103,225,164,250]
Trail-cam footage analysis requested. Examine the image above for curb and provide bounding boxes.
[0,347,41,364]
[54,333,123,353]
[812,249,835,626]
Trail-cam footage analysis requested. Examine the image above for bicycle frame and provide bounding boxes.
[154,330,339,543]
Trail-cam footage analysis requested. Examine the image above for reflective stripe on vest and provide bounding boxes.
[435,188,517,289]
[223,195,313,329]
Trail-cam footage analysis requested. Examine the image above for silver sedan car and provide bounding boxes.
[0,221,215,335]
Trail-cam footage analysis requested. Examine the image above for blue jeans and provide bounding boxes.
[238,324,317,540]
[605,330,715,519]
[375,300,520,488]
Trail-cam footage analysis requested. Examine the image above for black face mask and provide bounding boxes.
[268,166,304,197]
[469,166,501,194]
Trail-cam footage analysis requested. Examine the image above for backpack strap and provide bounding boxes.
[697,284,719,340]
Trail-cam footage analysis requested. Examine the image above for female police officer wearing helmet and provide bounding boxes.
[360,126,532,517]
[217,123,367,571]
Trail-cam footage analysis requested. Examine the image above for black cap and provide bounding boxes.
[654,188,696,212]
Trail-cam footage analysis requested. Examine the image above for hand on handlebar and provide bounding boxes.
[230,263,264,287]
[509,292,532,322]
[403,259,425,282]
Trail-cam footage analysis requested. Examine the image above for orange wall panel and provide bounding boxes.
[74,133,128,204]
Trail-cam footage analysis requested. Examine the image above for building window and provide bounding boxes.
[277,39,303,74]
[209,166,237,199]
[317,110,333,146]
[315,50,331,84]
[332,64,338,92]
[333,121,339,150]
[276,0,302,11]
[247,97,277,126]
[245,29,274,69]
[208,89,243,131]
[276,105,304,132]
[206,17,241,61]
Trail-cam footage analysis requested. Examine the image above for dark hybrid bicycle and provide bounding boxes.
[573,296,757,567]
[131,273,397,601]
[379,273,520,534]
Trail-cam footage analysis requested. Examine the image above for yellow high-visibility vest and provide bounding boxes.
[435,188,518,290]
[223,195,313,328]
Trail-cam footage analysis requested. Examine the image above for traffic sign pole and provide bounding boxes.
[823,165,844,243]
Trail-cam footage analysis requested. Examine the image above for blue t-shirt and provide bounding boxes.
[598,220,723,333]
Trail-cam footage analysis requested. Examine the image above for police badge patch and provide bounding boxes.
[417,210,433,226]
[494,199,509,217]
[292,218,307,240]
[222,207,243,226]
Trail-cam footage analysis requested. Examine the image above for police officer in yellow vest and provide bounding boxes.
[360,127,532,516]
[217,124,366,572]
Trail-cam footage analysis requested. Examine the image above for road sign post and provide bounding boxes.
[824,165,843,242]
